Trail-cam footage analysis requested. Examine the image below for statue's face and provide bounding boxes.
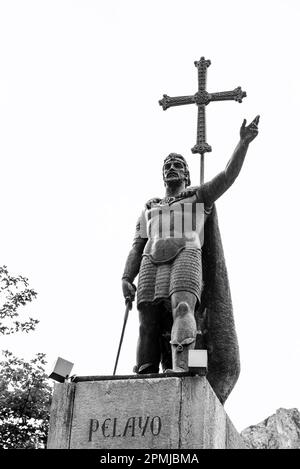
[163,158,186,186]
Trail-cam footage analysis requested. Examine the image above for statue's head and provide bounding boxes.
[162,153,191,187]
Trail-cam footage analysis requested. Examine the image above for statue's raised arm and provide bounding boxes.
[198,115,260,207]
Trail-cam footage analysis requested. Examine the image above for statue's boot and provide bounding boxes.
[170,301,197,372]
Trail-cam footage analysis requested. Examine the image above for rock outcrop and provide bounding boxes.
[241,408,300,449]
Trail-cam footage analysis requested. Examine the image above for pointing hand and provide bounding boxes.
[240,115,260,144]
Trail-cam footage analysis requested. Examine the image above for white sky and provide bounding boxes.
[1,0,300,432]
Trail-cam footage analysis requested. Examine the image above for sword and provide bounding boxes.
[113,296,133,376]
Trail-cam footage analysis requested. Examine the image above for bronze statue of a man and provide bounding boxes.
[122,116,259,403]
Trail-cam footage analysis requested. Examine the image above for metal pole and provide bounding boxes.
[200,153,204,185]
[113,297,132,376]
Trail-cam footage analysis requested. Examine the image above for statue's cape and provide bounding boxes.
[196,204,240,404]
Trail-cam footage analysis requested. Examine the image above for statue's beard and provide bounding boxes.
[164,173,185,186]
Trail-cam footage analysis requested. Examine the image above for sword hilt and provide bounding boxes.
[125,296,133,310]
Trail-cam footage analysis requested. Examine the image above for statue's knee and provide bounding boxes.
[173,301,196,331]
[171,301,196,347]
[174,301,191,318]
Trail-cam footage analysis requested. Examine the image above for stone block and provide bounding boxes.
[47,375,245,449]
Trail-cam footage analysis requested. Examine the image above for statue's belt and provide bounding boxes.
[143,238,190,264]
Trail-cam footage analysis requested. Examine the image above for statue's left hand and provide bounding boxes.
[240,115,260,144]
[122,279,136,303]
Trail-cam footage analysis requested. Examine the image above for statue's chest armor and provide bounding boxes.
[143,196,205,264]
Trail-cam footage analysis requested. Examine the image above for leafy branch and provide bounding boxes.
[0,265,38,335]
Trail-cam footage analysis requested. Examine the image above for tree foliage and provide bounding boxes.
[0,265,52,448]
[0,351,52,449]
[0,265,38,335]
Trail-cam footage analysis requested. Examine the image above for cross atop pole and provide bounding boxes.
[159,57,247,184]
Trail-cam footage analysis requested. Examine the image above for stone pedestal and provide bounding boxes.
[47,375,245,449]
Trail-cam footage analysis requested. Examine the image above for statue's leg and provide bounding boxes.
[159,301,173,372]
[135,303,161,374]
[170,292,197,372]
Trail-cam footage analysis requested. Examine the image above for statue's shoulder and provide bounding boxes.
[183,186,214,213]
[179,186,198,198]
[145,197,161,209]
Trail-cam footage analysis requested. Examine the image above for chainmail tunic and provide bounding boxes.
[137,248,202,307]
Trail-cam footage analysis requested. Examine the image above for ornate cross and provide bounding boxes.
[159,57,247,184]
